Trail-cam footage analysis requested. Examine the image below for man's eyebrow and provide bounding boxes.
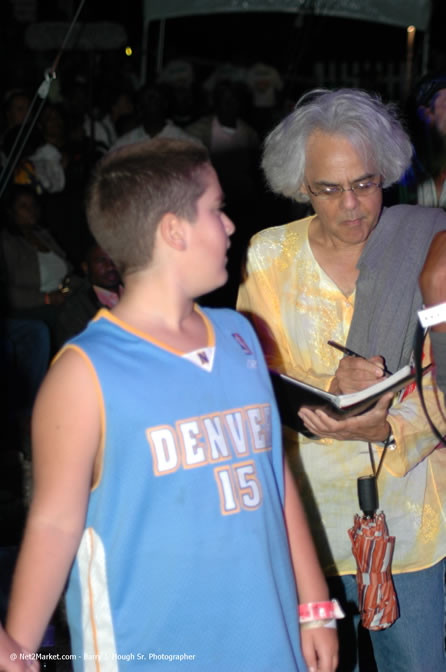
[313,173,377,187]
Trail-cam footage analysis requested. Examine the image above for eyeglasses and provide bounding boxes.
[306,179,382,200]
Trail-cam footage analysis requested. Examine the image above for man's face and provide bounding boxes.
[86,246,120,289]
[302,131,383,248]
[7,94,30,128]
[12,192,40,231]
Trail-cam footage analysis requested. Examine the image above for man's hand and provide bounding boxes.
[329,356,388,395]
[298,393,393,443]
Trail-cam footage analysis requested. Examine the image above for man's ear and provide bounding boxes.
[299,182,309,198]
[158,212,187,251]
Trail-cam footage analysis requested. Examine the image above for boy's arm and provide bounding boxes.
[0,624,38,672]
[284,460,338,672]
[419,230,446,327]
[5,348,101,654]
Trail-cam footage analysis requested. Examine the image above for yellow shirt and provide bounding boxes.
[237,217,446,575]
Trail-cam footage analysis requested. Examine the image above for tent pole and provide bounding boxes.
[156,19,165,75]
[421,26,430,75]
[140,18,149,87]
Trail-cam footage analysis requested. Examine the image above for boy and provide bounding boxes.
[1,139,337,671]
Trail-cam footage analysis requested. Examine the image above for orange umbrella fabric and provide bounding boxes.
[348,511,399,630]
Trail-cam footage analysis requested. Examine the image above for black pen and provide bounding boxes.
[327,340,393,376]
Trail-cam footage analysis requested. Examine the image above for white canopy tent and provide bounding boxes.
[140,0,432,83]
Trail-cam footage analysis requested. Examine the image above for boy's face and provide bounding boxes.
[184,166,235,296]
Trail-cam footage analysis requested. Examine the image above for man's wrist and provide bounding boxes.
[376,421,396,447]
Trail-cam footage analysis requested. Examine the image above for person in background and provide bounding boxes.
[0,138,337,672]
[419,230,446,397]
[0,89,31,169]
[157,59,201,128]
[245,61,284,136]
[1,184,72,340]
[55,239,122,349]
[30,103,66,195]
[396,73,446,208]
[187,80,262,307]
[110,84,197,151]
[186,80,259,161]
[100,88,135,149]
[61,73,110,155]
[237,88,446,672]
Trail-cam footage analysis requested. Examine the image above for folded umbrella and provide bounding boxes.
[348,474,399,630]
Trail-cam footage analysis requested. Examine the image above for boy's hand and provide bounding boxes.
[0,627,39,672]
[300,625,338,672]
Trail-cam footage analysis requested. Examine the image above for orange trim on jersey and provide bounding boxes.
[93,304,215,355]
[194,304,215,348]
[58,344,106,492]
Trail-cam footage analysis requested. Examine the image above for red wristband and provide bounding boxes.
[298,599,345,623]
[44,293,50,305]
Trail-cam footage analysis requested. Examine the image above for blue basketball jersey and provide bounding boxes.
[64,306,305,671]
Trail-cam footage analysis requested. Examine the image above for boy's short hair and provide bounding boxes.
[86,138,210,276]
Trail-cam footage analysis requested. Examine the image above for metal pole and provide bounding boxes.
[421,26,430,75]
[140,18,149,87]
[156,19,165,75]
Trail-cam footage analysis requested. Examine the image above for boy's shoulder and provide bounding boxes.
[200,305,251,330]
[200,305,261,353]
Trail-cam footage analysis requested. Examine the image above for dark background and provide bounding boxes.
[0,0,445,104]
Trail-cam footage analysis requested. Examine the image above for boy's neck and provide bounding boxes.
[111,277,209,352]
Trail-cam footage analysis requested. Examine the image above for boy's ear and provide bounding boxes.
[158,212,187,250]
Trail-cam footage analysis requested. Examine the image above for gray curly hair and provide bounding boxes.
[262,88,413,203]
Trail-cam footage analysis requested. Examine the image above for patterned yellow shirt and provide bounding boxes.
[237,216,446,576]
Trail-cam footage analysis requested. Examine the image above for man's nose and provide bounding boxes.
[340,187,360,208]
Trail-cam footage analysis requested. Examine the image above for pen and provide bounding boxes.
[327,340,393,376]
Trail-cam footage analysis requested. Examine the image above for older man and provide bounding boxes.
[237,88,446,672]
